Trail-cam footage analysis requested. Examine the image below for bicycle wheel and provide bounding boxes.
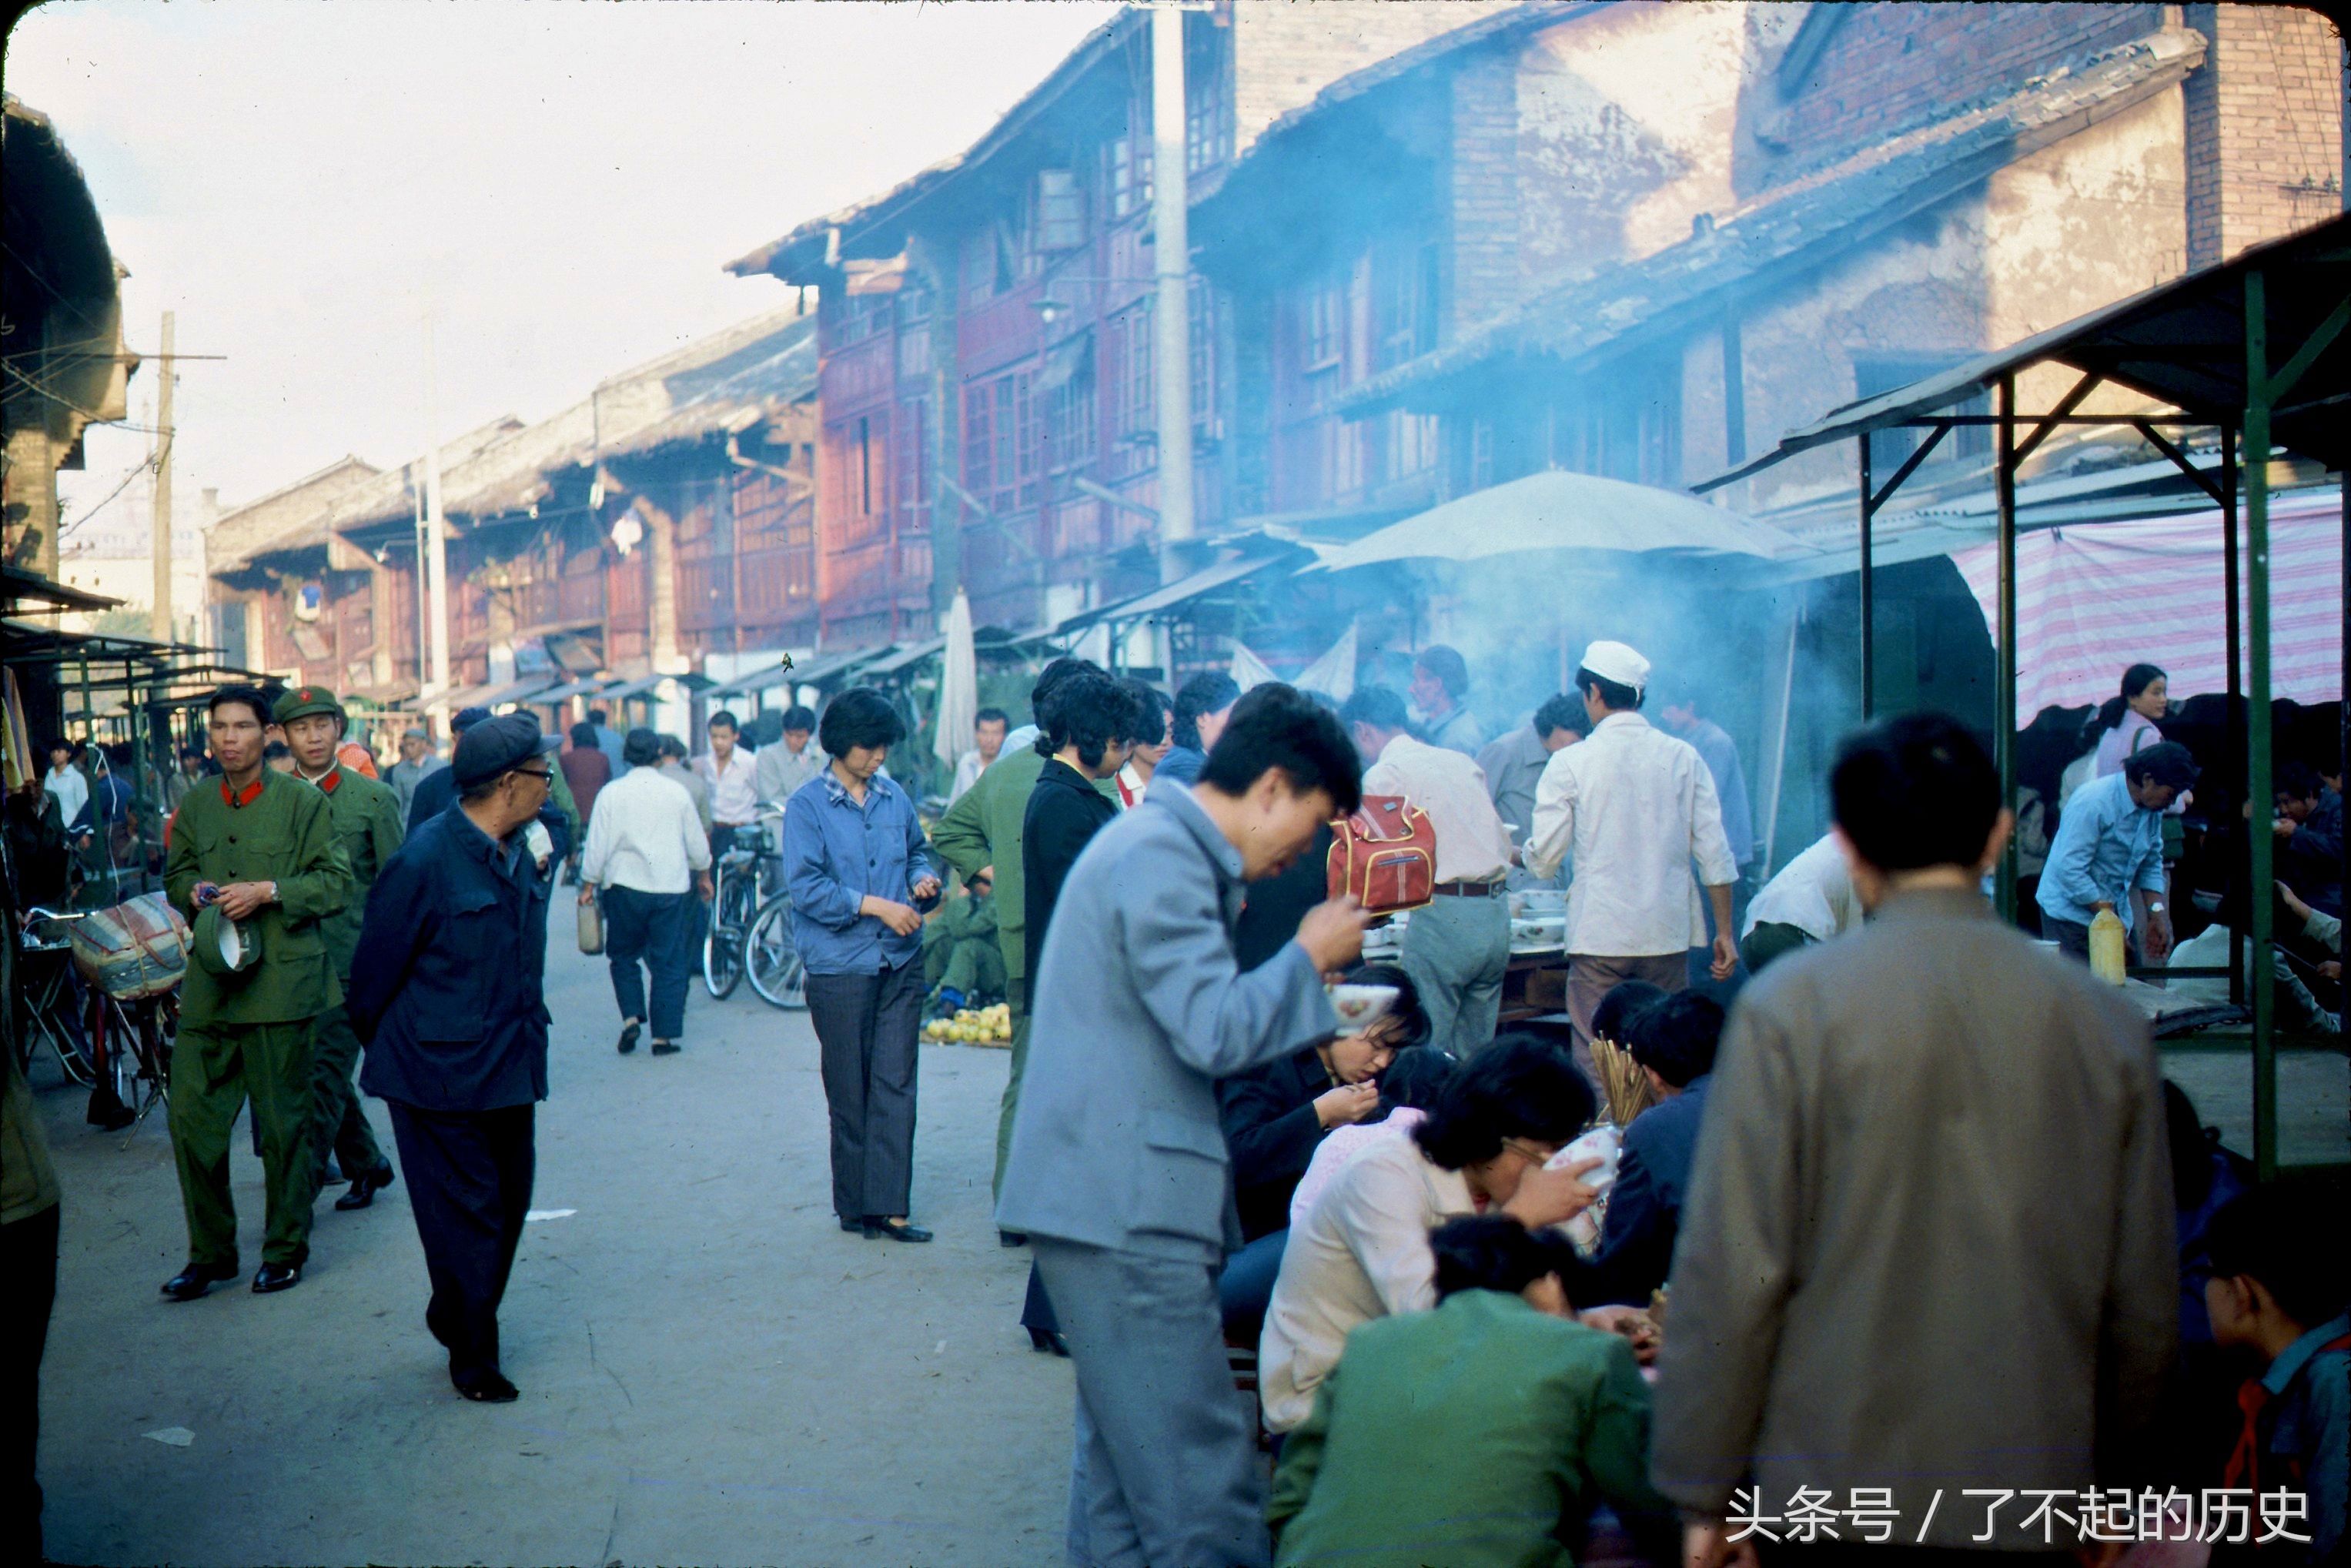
[37,1001,97,1087]
[135,993,176,1118]
[702,874,747,999]
[744,894,808,1010]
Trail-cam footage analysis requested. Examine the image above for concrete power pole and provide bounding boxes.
[422,314,453,706]
[1151,2,1195,587]
[150,310,176,643]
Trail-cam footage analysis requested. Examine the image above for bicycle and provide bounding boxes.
[85,982,175,1134]
[744,891,808,1010]
[15,908,96,1088]
[703,805,788,999]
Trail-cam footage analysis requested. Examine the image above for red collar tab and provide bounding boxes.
[221,777,265,809]
[316,767,342,794]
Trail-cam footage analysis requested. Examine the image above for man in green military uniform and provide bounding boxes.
[928,658,1113,1219]
[273,686,403,1212]
[159,684,353,1299]
[922,867,1005,1015]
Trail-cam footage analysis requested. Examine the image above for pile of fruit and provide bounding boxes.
[924,1003,1012,1045]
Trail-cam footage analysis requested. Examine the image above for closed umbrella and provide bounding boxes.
[933,588,978,771]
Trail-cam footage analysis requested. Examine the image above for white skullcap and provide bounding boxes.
[1579,640,1650,695]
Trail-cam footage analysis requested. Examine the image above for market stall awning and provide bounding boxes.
[524,677,619,705]
[1054,550,1303,635]
[599,670,717,704]
[436,674,562,712]
[1,564,122,615]
[1306,470,1804,573]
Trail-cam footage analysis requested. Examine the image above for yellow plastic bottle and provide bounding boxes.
[2088,906,2129,985]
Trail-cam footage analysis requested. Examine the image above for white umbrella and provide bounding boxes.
[932,588,978,771]
[1310,470,1805,571]
[1229,643,1280,692]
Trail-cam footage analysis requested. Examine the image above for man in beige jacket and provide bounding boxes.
[1656,713,2175,1561]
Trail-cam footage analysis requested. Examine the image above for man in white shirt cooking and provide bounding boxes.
[1343,685,1517,1057]
[1737,832,1864,974]
[1527,640,1739,1058]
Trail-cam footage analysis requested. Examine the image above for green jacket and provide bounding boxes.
[165,768,352,1026]
[924,887,998,951]
[309,763,405,980]
[2,1041,59,1225]
[930,747,1112,985]
[1269,1290,1670,1568]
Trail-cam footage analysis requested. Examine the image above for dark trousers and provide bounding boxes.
[302,1003,386,1202]
[806,963,922,1221]
[1218,1228,1288,1339]
[603,885,695,1039]
[386,1102,535,1382]
[2,1202,59,1566]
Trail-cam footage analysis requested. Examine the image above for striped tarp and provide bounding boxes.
[1953,490,2343,716]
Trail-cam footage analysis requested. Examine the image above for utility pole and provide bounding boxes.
[422,313,453,706]
[149,310,176,643]
[1151,2,1195,587]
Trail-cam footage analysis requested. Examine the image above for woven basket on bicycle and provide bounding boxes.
[67,892,192,1000]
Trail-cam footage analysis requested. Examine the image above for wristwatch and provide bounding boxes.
[2147,900,2165,914]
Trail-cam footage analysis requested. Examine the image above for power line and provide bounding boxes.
[57,453,159,542]
[0,359,169,435]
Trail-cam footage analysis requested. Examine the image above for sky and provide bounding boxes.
[5,0,1120,552]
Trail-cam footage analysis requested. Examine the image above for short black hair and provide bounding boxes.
[708,710,741,734]
[569,721,597,748]
[1374,1044,1457,1117]
[1030,656,1106,737]
[1414,645,1469,700]
[2275,760,2322,802]
[1413,1034,1594,1171]
[208,684,274,726]
[1341,961,1432,1051]
[1172,673,1242,749]
[2121,663,2166,702]
[1574,666,1643,712]
[657,734,689,761]
[1533,694,1587,741]
[588,709,610,724]
[1037,668,1134,771]
[623,727,664,768]
[262,741,291,761]
[1628,991,1723,1088]
[1339,684,1410,734]
[818,687,905,757]
[1120,680,1169,747]
[1831,712,2000,874]
[781,705,816,732]
[1430,1215,1557,1302]
[1591,979,1668,1046]
[975,706,1009,727]
[1199,682,1363,816]
[2124,741,2199,791]
[2203,1175,2351,1327]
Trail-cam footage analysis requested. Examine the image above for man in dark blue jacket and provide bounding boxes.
[1591,990,1721,1304]
[349,714,558,1403]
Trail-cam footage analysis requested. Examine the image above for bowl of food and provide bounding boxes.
[1327,983,1400,1031]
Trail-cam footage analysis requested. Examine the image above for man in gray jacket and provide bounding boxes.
[998,683,1369,1568]
[1657,714,2176,1563]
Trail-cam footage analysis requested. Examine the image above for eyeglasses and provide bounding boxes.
[511,765,553,783]
[1501,1137,1557,1167]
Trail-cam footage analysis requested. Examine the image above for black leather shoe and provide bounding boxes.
[617,1020,640,1055]
[252,1262,302,1294]
[864,1218,933,1243]
[838,1216,863,1233]
[650,1039,680,1056]
[998,1230,1028,1248]
[1028,1327,1071,1357]
[453,1368,519,1403]
[336,1164,396,1210]
[161,1262,236,1302]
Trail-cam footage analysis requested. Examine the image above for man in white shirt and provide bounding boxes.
[1527,641,1739,1056]
[754,704,827,808]
[948,707,1008,804]
[580,728,712,1056]
[1737,833,1864,974]
[1343,685,1517,1057]
[42,740,90,845]
[694,709,761,856]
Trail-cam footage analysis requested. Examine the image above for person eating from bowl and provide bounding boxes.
[1216,963,1433,1336]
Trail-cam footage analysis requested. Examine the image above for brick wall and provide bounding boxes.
[2185,4,2344,266]
[1447,48,1521,331]
[1777,2,2169,162]
[1229,0,1518,152]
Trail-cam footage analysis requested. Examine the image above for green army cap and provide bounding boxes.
[192,902,263,978]
[272,684,345,727]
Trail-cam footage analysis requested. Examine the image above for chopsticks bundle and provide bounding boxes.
[1589,1035,1655,1128]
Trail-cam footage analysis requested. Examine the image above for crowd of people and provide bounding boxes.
[5,640,2346,1568]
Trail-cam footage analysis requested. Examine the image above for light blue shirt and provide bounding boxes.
[782,767,938,975]
[2258,1310,2349,1563]
[2037,770,2167,931]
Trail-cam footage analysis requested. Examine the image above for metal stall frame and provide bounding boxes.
[1701,214,2350,1180]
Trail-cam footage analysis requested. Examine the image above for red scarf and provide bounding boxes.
[2224,1329,2351,1493]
